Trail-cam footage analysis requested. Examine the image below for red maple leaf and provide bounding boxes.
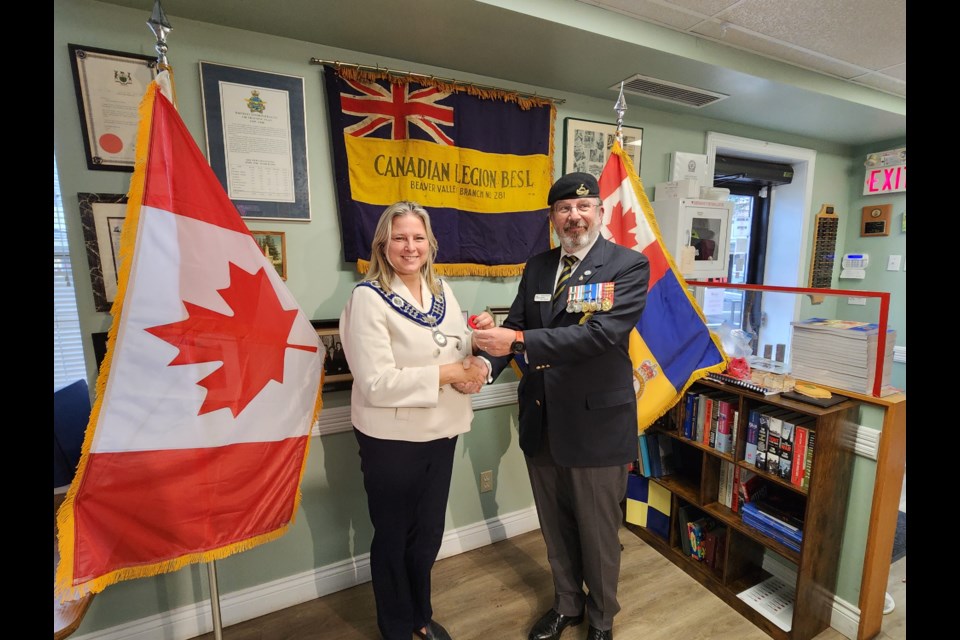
[146,263,317,417]
[606,199,638,248]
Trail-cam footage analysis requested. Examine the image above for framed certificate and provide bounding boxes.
[199,62,311,220]
[68,44,158,171]
[78,192,128,311]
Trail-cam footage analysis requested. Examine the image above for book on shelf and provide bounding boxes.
[744,405,774,466]
[646,431,662,478]
[754,492,806,530]
[704,526,727,571]
[676,504,697,557]
[802,428,816,490]
[687,515,718,560]
[682,391,697,440]
[715,397,735,454]
[737,575,795,632]
[638,433,652,477]
[791,425,809,487]
[657,434,677,476]
[730,409,740,459]
[737,468,764,505]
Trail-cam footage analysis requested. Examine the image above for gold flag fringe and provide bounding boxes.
[333,65,553,110]
[55,79,160,602]
[610,141,729,433]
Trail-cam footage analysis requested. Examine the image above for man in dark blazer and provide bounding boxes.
[472,172,649,640]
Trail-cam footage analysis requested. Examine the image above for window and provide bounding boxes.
[54,154,87,391]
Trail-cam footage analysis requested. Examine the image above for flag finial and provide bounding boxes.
[147,0,173,68]
[614,82,627,145]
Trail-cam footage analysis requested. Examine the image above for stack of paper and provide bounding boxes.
[737,575,795,632]
[789,318,896,395]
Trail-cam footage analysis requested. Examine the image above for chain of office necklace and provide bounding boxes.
[358,280,450,346]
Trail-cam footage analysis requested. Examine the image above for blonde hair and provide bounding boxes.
[365,201,442,296]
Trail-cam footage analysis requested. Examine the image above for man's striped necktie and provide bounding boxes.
[554,255,579,303]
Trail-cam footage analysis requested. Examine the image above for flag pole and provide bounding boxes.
[146,5,224,639]
[613,82,627,145]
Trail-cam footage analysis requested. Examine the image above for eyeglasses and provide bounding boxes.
[554,201,598,215]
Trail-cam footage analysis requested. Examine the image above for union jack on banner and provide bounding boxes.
[340,78,454,145]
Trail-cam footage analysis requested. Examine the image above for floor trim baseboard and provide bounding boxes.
[71,507,540,640]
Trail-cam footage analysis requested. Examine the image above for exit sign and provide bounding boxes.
[863,164,906,194]
[863,147,906,195]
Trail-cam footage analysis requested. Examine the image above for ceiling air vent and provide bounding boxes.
[613,74,728,108]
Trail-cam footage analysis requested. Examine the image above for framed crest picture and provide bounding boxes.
[68,44,158,171]
[563,118,643,178]
[199,62,311,220]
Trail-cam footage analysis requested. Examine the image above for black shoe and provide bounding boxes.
[586,626,612,640]
[528,609,584,640]
[414,620,452,640]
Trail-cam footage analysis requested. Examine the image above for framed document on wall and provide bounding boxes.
[563,118,643,178]
[199,62,311,220]
[68,44,158,171]
[78,192,128,312]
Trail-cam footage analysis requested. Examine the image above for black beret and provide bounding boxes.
[547,172,600,205]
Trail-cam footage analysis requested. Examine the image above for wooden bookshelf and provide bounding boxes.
[627,378,858,640]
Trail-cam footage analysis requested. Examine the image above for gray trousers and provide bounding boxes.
[527,432,629,631]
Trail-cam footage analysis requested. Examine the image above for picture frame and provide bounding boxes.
[563,118,643,178]
[312,319,352,391]
[487,307,511,327]
[199,61,311,220]
[68,44,158,171]
[251,230,287,280]
[78,193,128,312]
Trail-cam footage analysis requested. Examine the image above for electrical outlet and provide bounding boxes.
[480,470,493,493]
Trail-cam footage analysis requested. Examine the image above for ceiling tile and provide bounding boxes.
[715,0,905,71]
[693,22,872,80]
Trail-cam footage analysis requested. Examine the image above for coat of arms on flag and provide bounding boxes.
[598,140,728,431]
[55,72,324,601]
[322,65,557,276]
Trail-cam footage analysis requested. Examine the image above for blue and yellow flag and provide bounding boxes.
[598,141,728,432]
[322,65,555,276]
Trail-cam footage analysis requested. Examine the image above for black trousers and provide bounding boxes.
[355,428,457,640]
[527,429,628,631]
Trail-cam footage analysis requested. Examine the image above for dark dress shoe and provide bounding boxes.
[528,609,584,640]
[414,620,452,640]
[586,626,612,640]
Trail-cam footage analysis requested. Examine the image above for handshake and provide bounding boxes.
[451,355,489,395]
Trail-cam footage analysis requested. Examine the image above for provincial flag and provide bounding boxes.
[598,140,728,432]
[322,65,555,276]
[55,72,324,601]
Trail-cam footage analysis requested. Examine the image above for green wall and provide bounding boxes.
[54,0,905,634]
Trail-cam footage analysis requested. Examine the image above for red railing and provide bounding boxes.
[687,281,891,397]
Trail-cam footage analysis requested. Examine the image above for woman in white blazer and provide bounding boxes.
[339,201,488,640]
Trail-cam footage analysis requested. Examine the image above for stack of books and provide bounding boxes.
[741,499,803,552]
[789,318,896,396]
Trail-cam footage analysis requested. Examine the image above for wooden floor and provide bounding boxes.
[192,528,905,640]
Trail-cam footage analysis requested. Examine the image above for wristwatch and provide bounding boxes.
[510,330,526,354]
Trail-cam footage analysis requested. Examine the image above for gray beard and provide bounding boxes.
[558,225,599,252]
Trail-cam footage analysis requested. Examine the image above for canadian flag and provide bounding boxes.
[598,140,727,432]
[55,74,324,600]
